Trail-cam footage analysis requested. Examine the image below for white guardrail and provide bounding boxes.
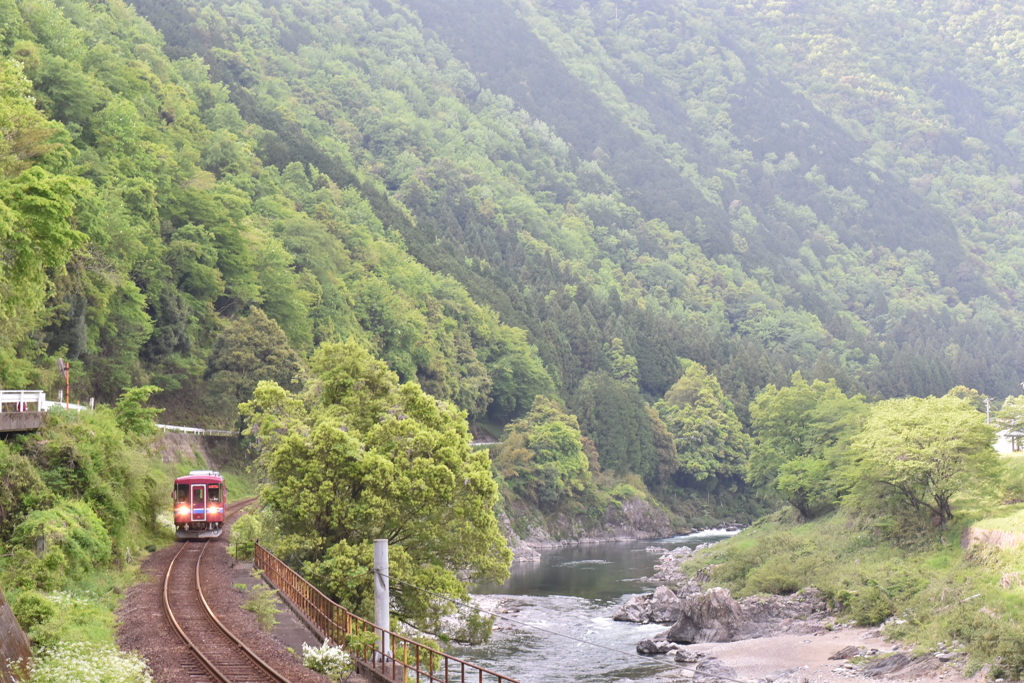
[0,390,233,435]
[156,424,235,436]
[0,390,87,412]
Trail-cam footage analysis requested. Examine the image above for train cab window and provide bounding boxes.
[194,487,204,505]
[175,484,189,503]
[208,485,220,502]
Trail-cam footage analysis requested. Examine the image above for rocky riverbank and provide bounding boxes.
[500,497,678,562]
[617,546,977,683]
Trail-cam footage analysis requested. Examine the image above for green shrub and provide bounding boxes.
[992,625,1024,681]
[609,483,644,501]
[236,571,281,631]
[229,509,276,560]
[848,586,893,626]
[11,500,112,588]
[745,564,801,595]
[0,443,53,540]
[11,591,55,633]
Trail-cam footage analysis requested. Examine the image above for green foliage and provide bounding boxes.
[205,306,304,421]
[491,396,590,508]
[0,0,1022,460]
[29,409,160,547]
[572,371,661,485]
[656,361,750,491]
[113,385,163,437]
[237,577,281,632]
[241,340,512,637]
[749,373,867,518]
[11,500,112,589]
[846,395,998,524]
[228,508,277,560]
[996,395,1024,434]
[0,441,52,539]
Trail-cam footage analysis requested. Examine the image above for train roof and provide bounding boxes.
[174,470,224,484]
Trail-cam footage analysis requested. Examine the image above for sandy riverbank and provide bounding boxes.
[652,629,979,683]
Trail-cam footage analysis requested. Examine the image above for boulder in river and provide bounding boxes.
[614,585,682,623]
[663,587,830,643]
[643,545,696,584]
[636,639,674,655]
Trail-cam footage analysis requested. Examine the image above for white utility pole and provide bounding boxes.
[373,539,391,660]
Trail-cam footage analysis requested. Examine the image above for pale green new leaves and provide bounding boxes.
[845,395,997,523]
[491,395,590,507]
[656,361,750,489]
[240,340,511,634]
[748,372,866,518]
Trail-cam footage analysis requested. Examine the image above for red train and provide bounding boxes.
[173,470,226,539]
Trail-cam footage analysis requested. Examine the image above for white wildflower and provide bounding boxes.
[302,641,353,681]
[31,642,153,683]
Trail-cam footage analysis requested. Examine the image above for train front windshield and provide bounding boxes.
[175,484,189,504]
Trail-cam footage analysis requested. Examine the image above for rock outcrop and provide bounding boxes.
[636,639,675,655]
[614,586,683,623]
[507,496,675,549]
[961,526,1024,550]
[693,657,740,683]
[496,513,541,563]
[663,587,830,643]
[643,545,697,584]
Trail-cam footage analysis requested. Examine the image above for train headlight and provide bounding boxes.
[175,505,188,515]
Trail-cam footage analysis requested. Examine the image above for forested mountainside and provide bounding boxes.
[2,0,1023,509]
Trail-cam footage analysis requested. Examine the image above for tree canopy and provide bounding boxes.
[749,373,867,518]
[491,395,590,508]
[656,361,750,491]
[240,340,511,635]
[845,394,997,524]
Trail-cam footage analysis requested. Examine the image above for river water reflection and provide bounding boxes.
[452,530,736,683]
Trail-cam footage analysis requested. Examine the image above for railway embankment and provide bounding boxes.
[119,507,349,683]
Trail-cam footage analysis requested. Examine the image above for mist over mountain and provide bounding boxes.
[3,0,1023,504]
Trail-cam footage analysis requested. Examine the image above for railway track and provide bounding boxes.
[163,498,292,683]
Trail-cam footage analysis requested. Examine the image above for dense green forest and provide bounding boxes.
[1,0,1022,519]
[3,0,1024,678]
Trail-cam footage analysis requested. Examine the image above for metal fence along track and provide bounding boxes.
[254,543,521,683]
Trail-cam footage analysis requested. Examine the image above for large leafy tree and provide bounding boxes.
[240,340,511,636]
[572,371,661,484]
[655,361,750,491]
[205,306,303,405]
[491,396,590,508]
[0,57,87,383]
[845,394,997,524]
[748,373,867,519]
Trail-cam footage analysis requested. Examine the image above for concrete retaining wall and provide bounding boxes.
[0,412,44,434]
[0,584,31,682]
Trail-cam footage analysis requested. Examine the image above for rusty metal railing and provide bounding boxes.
[254,543,520,683]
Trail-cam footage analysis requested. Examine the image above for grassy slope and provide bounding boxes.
[1,429,256,681]
[678,456,1024,677]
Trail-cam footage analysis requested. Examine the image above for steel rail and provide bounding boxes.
[163,498,291,683]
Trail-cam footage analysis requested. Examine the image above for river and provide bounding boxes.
[451,530,737,683]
